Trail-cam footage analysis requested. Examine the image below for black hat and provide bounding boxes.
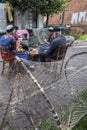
[14,25,19,30]
[6,25,14,33]
[48,27,54,32]
[54,26,61,32]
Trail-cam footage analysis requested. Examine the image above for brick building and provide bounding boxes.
[48,0,87,34]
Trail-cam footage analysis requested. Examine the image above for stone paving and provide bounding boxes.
[0,40,87,129]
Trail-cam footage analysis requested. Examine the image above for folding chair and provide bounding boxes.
[0,45,15,79]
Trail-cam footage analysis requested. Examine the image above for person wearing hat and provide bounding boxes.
[0,25,16,70]
[0,25,34,69]
[44,27,54,44]
[0,24,16,52]
[38,27,54,55]
[0,25,30,59]
[39,26,67,62]
[13,25,19,40]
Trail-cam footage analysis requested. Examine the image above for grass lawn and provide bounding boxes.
[76,34,87,40]
[72,115,87,130]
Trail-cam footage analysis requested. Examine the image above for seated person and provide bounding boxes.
[16,29,29,40]
[13,26,29,51]
[44,27,54,44]
[0,25,31,61]
[38,27,54,54]
[16,29,29,51]
[0,25,16,57]
[13,25,19,40]
[39,26,67,62]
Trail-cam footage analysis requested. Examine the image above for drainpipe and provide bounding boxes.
[61,11,65,26]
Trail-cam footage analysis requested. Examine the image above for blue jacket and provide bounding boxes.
[0,35,16,51]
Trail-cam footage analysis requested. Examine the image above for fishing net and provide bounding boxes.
[0,41,87,130]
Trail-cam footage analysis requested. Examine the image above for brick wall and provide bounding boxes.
[64,0,87,25]
[48,0,87,34]
[49,0,87,25]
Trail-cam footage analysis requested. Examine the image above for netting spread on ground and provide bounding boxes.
[0,61,66,130]
[0,42,87,130]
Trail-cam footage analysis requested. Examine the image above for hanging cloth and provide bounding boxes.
[5,2,13,22]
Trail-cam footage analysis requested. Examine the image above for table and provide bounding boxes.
[29,48,39,61]
[30,48,38,55]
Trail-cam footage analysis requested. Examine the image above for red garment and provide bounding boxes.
[1,51,14,60]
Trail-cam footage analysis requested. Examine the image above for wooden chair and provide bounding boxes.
[46,44,69,77]
[0,45,15,79]
[67,39,75,46]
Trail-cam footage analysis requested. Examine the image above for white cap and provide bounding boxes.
[5,25,14,33]
[48,27,54,32]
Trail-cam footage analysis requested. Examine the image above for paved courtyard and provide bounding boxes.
[0,40,87,130]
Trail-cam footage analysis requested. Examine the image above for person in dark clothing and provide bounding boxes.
[13,25,19,41]
[38,27,54,54]
[39,26,67,62]
[43,27,54,44]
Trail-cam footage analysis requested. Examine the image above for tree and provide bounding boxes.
[28,0,70,26]
[6,0,70,27]
[9,0,31,14]
[4,0,31,28]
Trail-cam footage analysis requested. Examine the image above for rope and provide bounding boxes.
[15,56,62,130]
[64,51,87,88]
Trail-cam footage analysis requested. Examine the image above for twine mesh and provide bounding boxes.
[0,41,87,130]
